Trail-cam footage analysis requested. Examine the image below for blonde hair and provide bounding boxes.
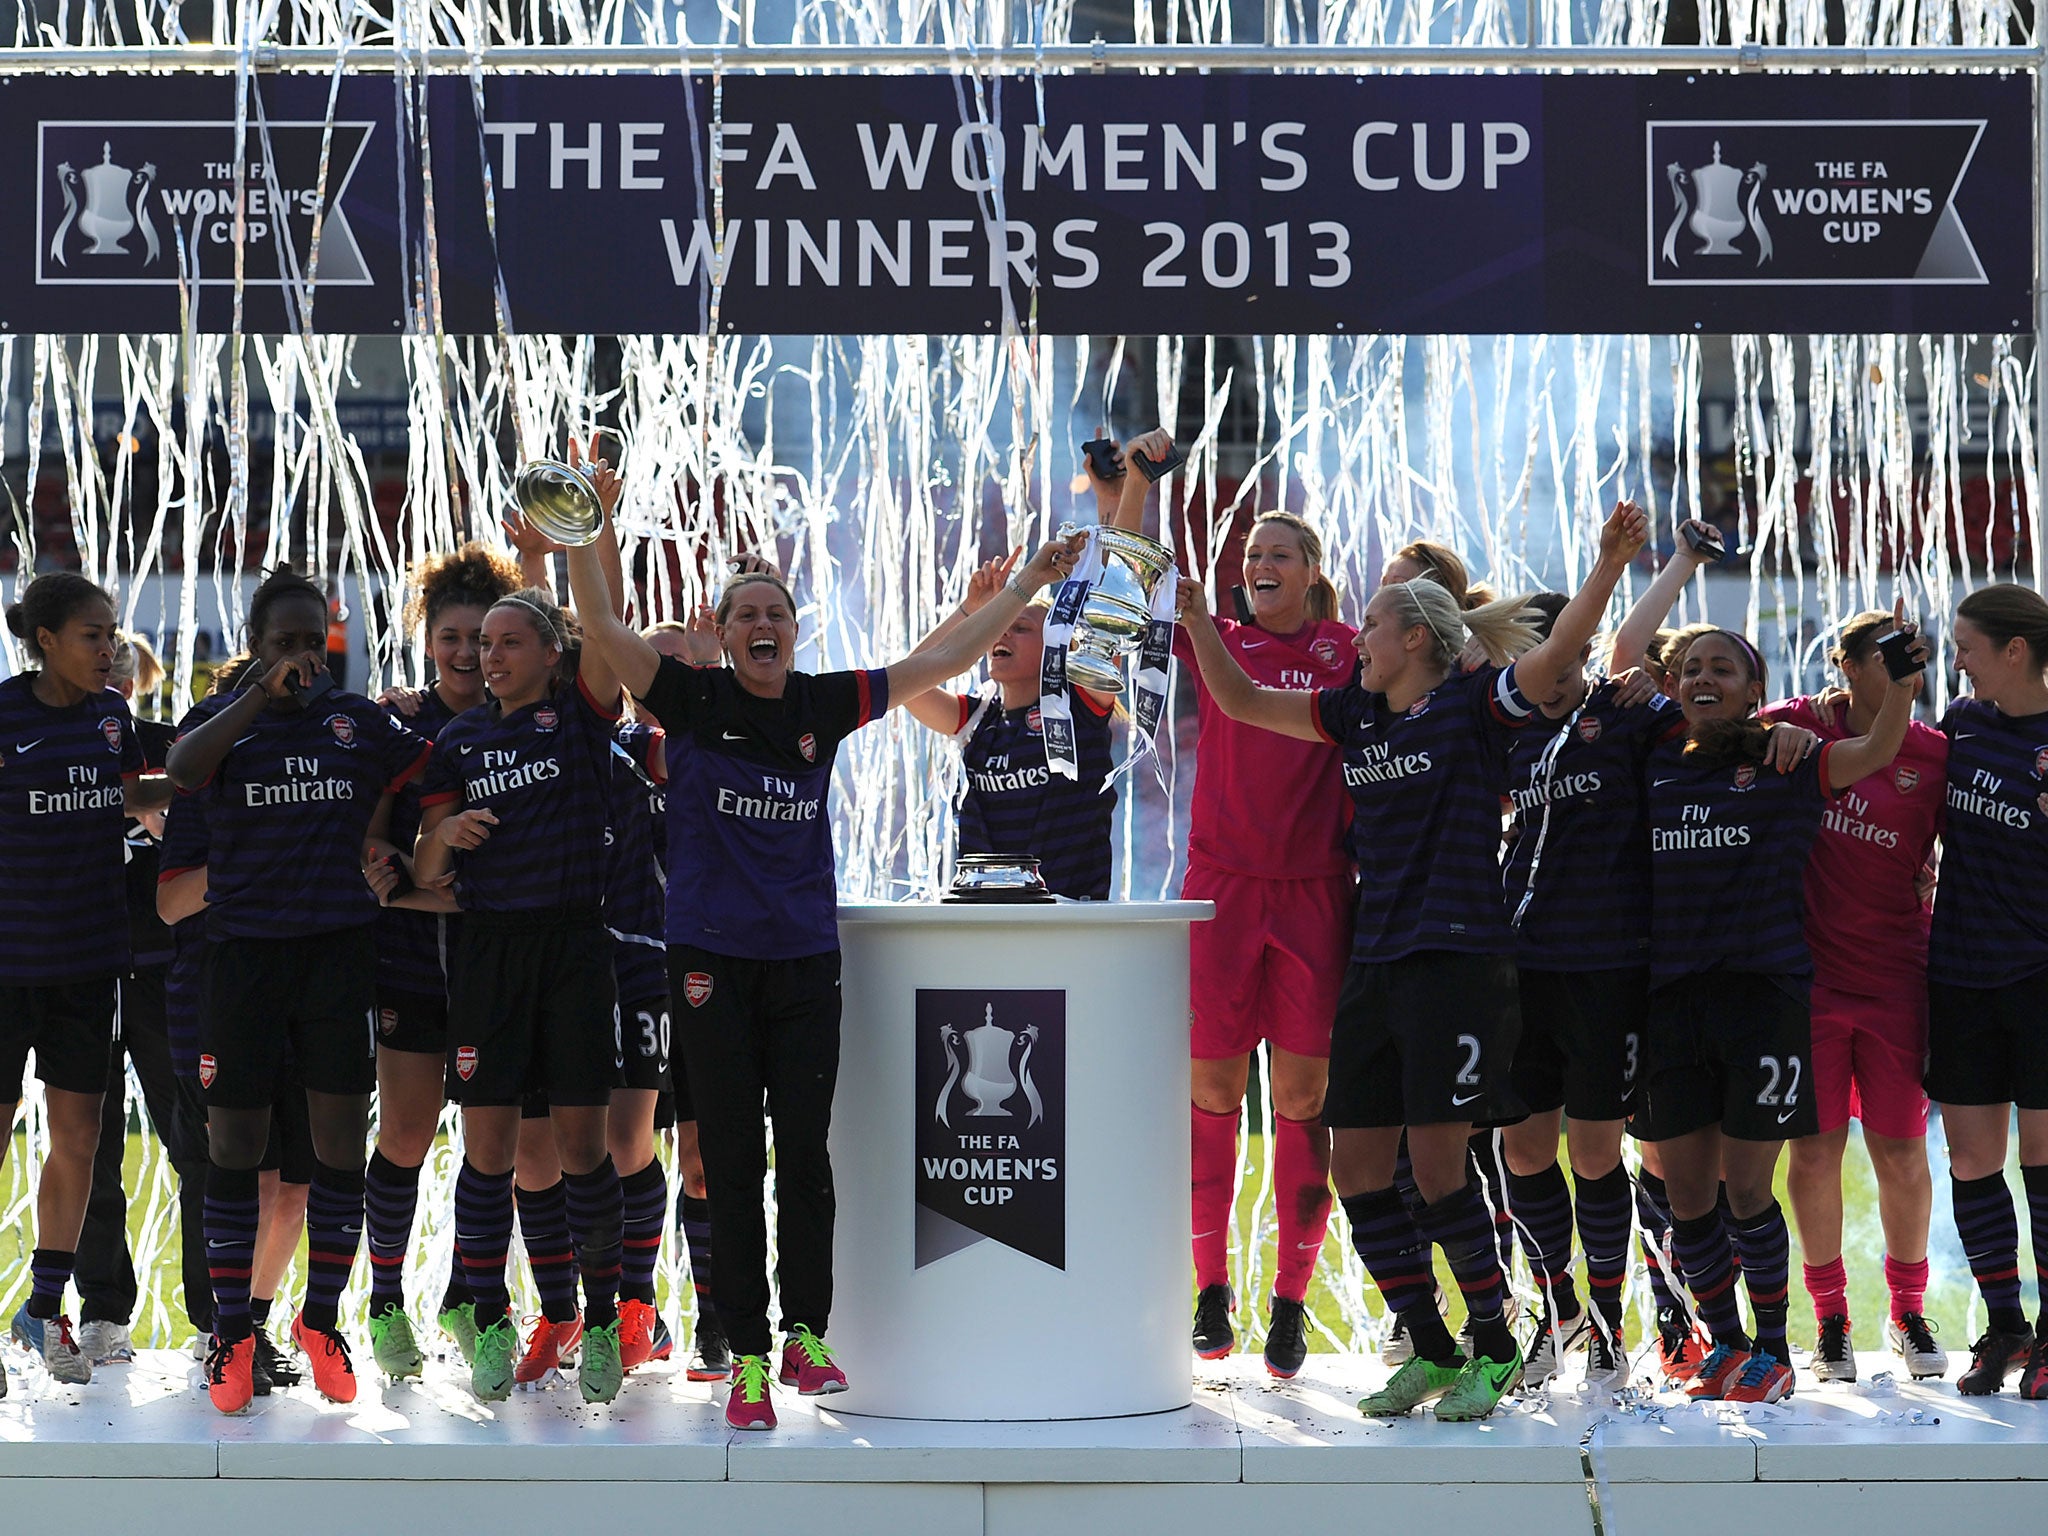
[112,630,164,696]
[1393,538,1497,611]
[1380,580,1541,670]
[1250,512,1340,622]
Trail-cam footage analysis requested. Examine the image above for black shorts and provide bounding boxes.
[375,985,449,1056]
[618,994,673,1093]
[1927,967,2048,1111]
[1512,965,1648,1122]
[259,1059,317,1185]
[1325,951,1523,1129]
[201,927,378,1109]
[1634,970,1818,1143]
[0,977,117,1098]
[446,907,621,1108]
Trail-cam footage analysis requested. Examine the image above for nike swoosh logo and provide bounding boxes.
[1239,641,1268,651]
[1653,777,1678,786]
[1953,732,1975,741]
[459,744,475,754]
[722,731,748,741]
[1451,1091,1482,1107]
[1776,1108,1798,1125]
[233,734,258,749]
[14,739,44,753]
[1481,1360,1517,1391]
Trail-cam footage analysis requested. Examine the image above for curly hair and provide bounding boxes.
[404,542,525,634]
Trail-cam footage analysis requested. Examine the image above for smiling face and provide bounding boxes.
[1676,632,1764,730]
[720,577,798,692]
[1951,614,2028,709]
[37,596,119,698]
[1354,587,1431,695]
[252,593,329,711]
[987,605,1047,690]
[481,606,561,710]
[428,601,490,707]
[1242,522,1316,629]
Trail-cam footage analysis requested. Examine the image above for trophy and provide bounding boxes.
[512,459,605,547]
[935,1004,1044,1125]
[943,854,1054,904]
[1058,522,1176,694]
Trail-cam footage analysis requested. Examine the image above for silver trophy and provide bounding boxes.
[943,854,1053,904]
[513,459,605,547]
[1058,523,1175,694]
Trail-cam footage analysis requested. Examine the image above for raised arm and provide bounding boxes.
[1172,578,1324,742]
[1105,427,1174,534]
[1509,501,1649,701]
[1608,518,1720,674]
[564,516,660,703]
[1822,607,1926,790]
[881,535,1082,705]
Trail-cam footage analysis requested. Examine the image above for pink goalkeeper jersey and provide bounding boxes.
[1760,695,1946,996]
[1173,616,1358,880]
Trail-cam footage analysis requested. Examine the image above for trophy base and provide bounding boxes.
[940,889,1058,904]
[1063,652,1127,695]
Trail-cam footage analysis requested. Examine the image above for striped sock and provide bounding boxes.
[515,1180,579,1324]
[1671,1209,1749,1350]
[456,1160,515,1328]
[1883,1253,1929,1323]
[1190,1104,1239,1292]
[1634,1169,1683,1314]
[1467,1134,1517,1279]
[442,1240,473,1310]
[2024,1165,2048,1334]
[301,1161,366,1333]
[363,1150,421,1314]
[1803,1254,1849,1325]
[1272,1114,1333,1304]
[564,1157,623,1331]
[1574,1165,1632,1329]
[1341,1187,1455,1363]
[205,1163,262,1343]
[1417,1181,1515,1362]
[678,1193,714,1316]
[26,1248,74,1321]
[1508,1162,1579,1318]
[1728,1200,1791,1361]
[618,1158,668,1308]
[1952,1172,2026,1332]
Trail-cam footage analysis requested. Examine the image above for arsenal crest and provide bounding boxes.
[101,716,124,753]
[798,731,817,763]
[534,706,559,732]
[1406,694,1431,719]
[378,1007,399,1038]
[2033,747,2048,778]
[1732,764,1757,790]
[1575,714,1603,744]
[1310,638,1341,667]
[327,712,356,746]
[1025,707,1042,734]
[1894,766,1921,794]
[198,1054,217,1088]
[455,1045,478,1081]
[684,972,713,1007]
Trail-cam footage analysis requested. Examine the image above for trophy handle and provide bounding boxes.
[934,1025,962,1127]
[1016,1024,1043,1128]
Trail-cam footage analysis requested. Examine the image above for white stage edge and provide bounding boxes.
[4,1345,2045,1534]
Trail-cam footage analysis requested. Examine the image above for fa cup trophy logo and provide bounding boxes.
[1661,142,1772,268]
[50,143,161,268]
[934,1004,1043,1127]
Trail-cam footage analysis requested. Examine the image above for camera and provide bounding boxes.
[285,668,337,705]
[1130,444,1186,484]
[1681,522,1727,563]
[1876,626,1926,682]
[1081,438,1125,483]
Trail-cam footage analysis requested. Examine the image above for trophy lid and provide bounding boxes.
[513,460,604,548]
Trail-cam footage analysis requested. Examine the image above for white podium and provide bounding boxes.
[828,899,1212,1421]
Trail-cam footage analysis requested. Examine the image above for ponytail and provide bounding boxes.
[1459,591,1542,667]
[1380,579,1540,670]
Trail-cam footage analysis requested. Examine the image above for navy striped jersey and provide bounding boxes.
[1643,735,1836,985]
[377,687,460,997]
[419,677,621,913]
[0,673,147,983]
[1929,698,2048,986]
[1313,664,1537,963]
[608,722,669,1004]
[1502,683,1682,969]
[951,688,1116,900]
[183,688,431,941]
[157,773,213,1079]
[124,717,178,968]
[639,658,888,960]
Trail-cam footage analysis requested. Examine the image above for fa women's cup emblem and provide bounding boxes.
[1661,143,1773,269]
[49,143,161,267]
[934,1004,1042,1127]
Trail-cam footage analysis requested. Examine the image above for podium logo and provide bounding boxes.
[1646,119,1988,287]
[915,987,1065,1272]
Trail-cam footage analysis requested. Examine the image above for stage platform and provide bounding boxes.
[3,1343,2043,1533]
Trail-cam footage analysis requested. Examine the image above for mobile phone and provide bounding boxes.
[1877,626,1926,681]
[286,668,337,705]
[1230,585,1254,624]
[1130,444,1186,484]
[1681,522,1727,563]
[1082,438,1125,483]
[379,854,416,901]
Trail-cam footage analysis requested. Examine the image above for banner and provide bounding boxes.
[915,987,1065,1272]
[0,72,2027,335]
